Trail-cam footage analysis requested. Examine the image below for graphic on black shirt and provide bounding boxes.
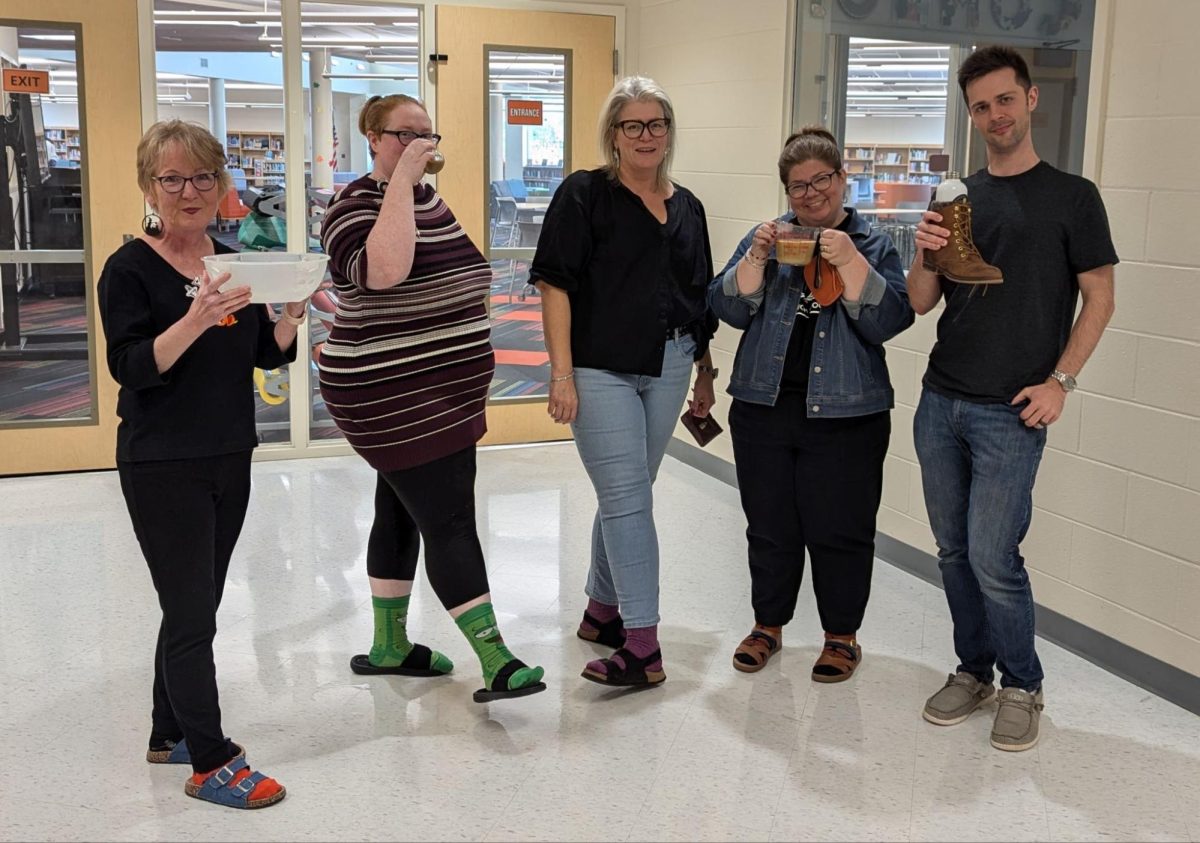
[796,287,822,319]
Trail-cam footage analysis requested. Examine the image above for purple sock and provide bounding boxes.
[586,624,660,676]
[580,598,619,633]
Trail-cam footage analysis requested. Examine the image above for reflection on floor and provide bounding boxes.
[2,445,1197,842]
[0,293,91,421]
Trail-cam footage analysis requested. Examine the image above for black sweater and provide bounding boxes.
[98,238,297,462]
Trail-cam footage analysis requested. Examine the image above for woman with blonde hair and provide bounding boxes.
[99,119,307,808]
[532,76,718,688]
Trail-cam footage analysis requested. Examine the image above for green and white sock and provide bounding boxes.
[454,603,544,691]
[368,595,453,673]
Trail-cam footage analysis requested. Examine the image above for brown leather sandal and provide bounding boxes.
[811,634,862,683]
[732,626,781,673]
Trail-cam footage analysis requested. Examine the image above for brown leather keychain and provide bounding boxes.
[804,231,845,307]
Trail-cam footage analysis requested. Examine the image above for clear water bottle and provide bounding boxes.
[935,171,967,203]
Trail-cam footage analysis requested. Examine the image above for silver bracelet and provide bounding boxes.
[550,371,574,383]
[743,251,767,269]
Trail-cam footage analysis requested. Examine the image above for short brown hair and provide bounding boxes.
[957,46,1032,102]
[358,94,427,157]
[136,120,231,197]
[777,126,842,185]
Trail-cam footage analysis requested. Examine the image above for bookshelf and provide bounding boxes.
[522,164,563,191]
[843,144,944,185]
[226,131,307,185]
[45,128,82,164]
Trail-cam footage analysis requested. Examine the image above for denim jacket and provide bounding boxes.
[707,208,914,416]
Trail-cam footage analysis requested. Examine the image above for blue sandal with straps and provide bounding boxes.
[183,756,286,809]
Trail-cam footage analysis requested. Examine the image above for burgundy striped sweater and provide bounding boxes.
[318,176,495,471]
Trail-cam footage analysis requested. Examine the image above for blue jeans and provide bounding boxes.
[914,388,1046,692]
[571,335,697,628]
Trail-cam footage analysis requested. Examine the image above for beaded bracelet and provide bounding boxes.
[743,250,767,269]
[550,371,574,383]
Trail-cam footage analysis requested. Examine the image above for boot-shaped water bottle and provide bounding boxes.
[923,172,1003,285]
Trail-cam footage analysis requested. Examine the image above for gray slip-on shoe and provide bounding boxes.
[990,687,1044,752]
[923,671,996,726]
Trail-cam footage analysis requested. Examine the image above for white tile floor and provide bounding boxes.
[2,443,1197,842]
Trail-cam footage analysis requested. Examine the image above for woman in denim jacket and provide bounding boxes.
[708,127,914,681]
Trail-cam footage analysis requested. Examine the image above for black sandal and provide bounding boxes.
[350,644,447,677]
[472,659,548,703]
[576,611,627,649]
[580,647,666,687]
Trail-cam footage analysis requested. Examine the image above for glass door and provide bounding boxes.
[0,5,144,475]
[434,3,615,446]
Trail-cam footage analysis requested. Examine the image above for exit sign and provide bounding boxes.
[2,68,51,95]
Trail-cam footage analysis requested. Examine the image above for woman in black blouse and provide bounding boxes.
[98,120,306,809]
[532,76,717,689]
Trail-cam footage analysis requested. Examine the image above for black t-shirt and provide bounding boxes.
[530,168,717,376]
[924,161,1118,403]
[779,213,854,394]
[98,238,297,462]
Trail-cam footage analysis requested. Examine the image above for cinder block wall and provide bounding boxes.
[636,0,1200,678]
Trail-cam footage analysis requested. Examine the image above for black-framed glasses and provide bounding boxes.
[785,170,839,199]
[616,118,671,139]
[381,129,442,145]
[153,172,219,194]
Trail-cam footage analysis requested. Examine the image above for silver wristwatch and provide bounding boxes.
[1050,370,1077,392]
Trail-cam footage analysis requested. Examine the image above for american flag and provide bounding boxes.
[330,120,339,172]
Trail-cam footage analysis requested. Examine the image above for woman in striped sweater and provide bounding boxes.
[319,94,545,703]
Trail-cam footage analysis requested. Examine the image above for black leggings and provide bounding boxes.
[118,451,249,775]
[366,445,491,609]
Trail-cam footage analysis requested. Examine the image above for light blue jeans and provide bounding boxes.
[571,335,697,628]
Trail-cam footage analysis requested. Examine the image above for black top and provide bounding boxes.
[924,161,1118,403]
[779,213,855,394]
[98,238,297,462]
[530,168,717,376]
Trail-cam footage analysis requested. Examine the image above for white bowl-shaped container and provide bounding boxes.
[202,252,330,304]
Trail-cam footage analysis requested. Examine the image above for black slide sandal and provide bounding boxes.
[350,644,448,677]
[581,647,666,687]
[576,611,627,649]
[473,658,547,703]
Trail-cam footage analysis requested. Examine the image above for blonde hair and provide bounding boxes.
[358,94,427,158]
[136,120,231,197]
[598,76,676,191]
[777,126,844,184]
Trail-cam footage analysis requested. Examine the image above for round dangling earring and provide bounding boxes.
[141,212,164,238]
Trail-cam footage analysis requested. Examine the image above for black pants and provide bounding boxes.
[118,451,250,774]
[729,395,890,634]
[367,446,491,610]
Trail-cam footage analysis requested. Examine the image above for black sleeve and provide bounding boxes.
[1069,180,1119,275]
[97,253,170,391]
[530,173,593,293]
[253,305,298,370]
[696,197,719,359]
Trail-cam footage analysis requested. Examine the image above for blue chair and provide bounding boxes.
[505,178,528,201]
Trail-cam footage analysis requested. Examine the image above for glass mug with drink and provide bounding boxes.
[773,222,821,266]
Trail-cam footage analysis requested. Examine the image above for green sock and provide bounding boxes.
[368,595,453,674]
[454,603,544,691]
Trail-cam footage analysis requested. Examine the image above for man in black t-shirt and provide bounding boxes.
[907,46,1117,753]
